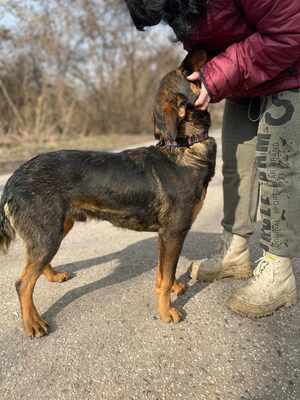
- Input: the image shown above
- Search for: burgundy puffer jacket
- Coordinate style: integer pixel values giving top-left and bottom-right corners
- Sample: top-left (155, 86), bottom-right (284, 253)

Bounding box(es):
top-left (183, 0), bottom-right (300, 102)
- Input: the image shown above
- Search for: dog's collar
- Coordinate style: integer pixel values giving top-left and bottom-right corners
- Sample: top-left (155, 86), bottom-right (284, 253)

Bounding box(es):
top-left (157, 131), bottom-right (209, 148)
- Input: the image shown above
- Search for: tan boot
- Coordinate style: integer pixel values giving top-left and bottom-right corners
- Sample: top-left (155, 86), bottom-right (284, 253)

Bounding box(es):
top-left (189, 231), bottom-right (252, 282)
top-left (227, 252), bottom-right (297, 318)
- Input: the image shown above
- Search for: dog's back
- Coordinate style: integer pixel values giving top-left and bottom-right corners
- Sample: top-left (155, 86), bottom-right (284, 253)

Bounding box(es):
top-left (1, 141), bottom-right (215, 253)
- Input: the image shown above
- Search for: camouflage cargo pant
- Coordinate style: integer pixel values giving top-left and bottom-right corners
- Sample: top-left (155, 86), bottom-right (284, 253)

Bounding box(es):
top-left (222, 89), bottom-right (300, 257)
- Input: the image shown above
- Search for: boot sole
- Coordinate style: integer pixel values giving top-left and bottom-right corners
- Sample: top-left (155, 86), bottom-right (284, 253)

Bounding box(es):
top-left (190, 262), bottom-right (253, 282)
top-left (226, 290), bottom-right (297, 319)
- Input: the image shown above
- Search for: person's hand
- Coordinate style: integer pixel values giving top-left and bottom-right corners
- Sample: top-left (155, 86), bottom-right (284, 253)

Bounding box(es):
top-left (187, 72), bottom-right (211, 110)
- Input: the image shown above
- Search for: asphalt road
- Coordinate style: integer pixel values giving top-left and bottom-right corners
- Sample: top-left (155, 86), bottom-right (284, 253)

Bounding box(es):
top-left (0, 131), bottom-right (299, 400)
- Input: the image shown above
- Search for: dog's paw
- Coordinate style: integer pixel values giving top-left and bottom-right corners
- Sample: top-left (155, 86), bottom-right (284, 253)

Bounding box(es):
top-left (48, 271), bottom-right (71, 283)
top-left (160, 307), bottom-right (182, 324)
top-left (24, 316), bottom-right (49, 338)
top-left (171, 281), bottom-right (186, 296)
top-left (155, 281), bottom-right (186, 296)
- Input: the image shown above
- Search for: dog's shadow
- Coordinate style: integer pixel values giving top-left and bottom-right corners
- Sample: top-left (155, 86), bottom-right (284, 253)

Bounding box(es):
top-left (43, 231), bottom-right (221, 331)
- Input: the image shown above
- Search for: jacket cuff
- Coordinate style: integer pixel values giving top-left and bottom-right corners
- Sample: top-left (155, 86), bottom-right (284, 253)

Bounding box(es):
top-left (200, 66), bottom-right (223, 103)
top-left (199, 69), bottom-right (217, 102)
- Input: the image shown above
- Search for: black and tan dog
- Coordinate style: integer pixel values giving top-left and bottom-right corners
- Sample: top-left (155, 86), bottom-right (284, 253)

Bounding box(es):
top-left (0, 51), bottom-right (216, 337)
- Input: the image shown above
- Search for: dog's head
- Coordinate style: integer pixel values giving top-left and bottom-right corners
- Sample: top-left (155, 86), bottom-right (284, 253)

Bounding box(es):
top-left (154, 49), bottom-right (209, 145)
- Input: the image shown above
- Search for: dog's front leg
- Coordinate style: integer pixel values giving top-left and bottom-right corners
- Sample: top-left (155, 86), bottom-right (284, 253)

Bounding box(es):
top-left (156, 232), bottom-right (186, 323)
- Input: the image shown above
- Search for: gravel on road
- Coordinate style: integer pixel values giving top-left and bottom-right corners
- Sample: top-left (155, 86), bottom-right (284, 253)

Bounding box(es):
top-left (0, 132), bottom-right (299, 400)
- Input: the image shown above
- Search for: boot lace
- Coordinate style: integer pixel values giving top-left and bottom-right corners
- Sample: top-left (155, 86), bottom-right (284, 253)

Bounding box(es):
top-left (215, 233), bottom-right (232, 259)
top-left (252, 252), bottom-right (273, 281)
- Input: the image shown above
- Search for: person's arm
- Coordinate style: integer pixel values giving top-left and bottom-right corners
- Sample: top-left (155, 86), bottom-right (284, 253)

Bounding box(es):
top-left (199, 0), bottom-right (300, 102)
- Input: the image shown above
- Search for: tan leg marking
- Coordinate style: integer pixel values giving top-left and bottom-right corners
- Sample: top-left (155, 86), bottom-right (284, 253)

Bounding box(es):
top-left (43, 264), bottom-right (71, 283)
top-left (17, 262), bottom-right (48, 337)
top-left (63, 218), bottom-right (74, 237)
top-left (171, 280), bottom-right (186, 296)
top-left (156, 235), bottom-right (185, 323)
top-left (156, 272), bottom-right (186, 297)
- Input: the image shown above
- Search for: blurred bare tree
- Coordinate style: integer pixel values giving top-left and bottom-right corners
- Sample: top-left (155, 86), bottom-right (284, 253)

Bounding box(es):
top-left (0, 0), bottom-right (182, 143)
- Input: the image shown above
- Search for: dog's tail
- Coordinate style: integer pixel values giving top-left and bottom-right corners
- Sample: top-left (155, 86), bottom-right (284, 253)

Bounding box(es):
top-left (0, 191), bottom-right (15, 254)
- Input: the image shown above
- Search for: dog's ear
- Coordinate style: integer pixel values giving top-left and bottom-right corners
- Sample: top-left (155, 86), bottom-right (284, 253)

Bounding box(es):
top-left (164, 94), bottom-right (188, 141)
top-left (163, 102), bottom-right (178, 143)
top-left (180, 49), bottom-right (207, 76)
top-left (154, 100), bottom-right (179, 144)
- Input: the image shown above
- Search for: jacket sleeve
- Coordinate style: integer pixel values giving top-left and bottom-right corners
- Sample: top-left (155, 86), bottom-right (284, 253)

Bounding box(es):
top-left (202, 0), bottom-right (300, 102)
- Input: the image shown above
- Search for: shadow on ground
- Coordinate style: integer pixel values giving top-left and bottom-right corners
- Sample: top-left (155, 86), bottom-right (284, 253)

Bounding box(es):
top-left (43, 231), bottom-right (221, 328)
top-left (40, 228), bottom-right (300, 400)
top-left (1, 226), bottom-right (299, 400)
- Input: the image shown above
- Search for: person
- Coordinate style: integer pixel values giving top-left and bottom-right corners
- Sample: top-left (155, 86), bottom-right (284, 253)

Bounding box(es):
top-left (124, 0), bottom-right (300, 318)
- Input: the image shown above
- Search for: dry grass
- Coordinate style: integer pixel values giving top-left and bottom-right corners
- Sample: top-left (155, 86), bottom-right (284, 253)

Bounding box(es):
top-left (0, 133), bottom-right (153, 174)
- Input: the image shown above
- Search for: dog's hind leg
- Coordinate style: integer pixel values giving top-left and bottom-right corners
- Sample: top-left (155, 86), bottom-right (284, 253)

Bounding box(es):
top-left (16, 236), bottom-right (63, 337)
top-left (63, 217), bottom-right (74, 238)
top-left (16, 228), bottom-right (64, 337)
top-left (16, 258), bottom-right (49, 337)
top-left (156, 231), bottom-right (187, 323)
top-left (42, 217), bottom-right (74, 283)
top-left (43, 265), bottom-right (71, 283)
top-left (8, 194), bottom-right (67, 336)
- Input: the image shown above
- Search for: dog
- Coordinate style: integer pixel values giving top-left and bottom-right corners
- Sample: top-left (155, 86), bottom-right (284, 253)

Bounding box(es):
top-left (0, 50), bottom-right (216, 337)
